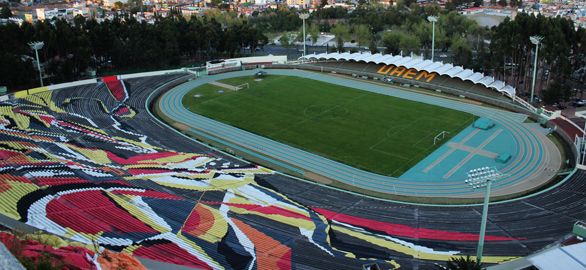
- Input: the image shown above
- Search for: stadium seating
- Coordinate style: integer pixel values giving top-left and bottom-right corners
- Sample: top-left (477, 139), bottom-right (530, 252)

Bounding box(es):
top-left (301, 60), bottom-right (514, 104)
top-left (102, 76), bottom-right (128, 102)
top-left (0, 72), bottom-right (582, 270)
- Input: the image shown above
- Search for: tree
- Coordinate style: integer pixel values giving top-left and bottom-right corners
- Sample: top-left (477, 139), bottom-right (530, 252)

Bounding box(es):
top-left (331, 23), bottom-right (350, 51)
top-left (451, 36), bottom-right (472, 66)
top-left (0, 5), bottom-right (12, 19)
top-left (320, 0), bottom-right (328, 8)
top-left (296, 26), bottom-right (305, 44)
top-left (397, 0), bottom-right (415, 8)
top-left (279, 33), bottom-right (291, 52)
top-left (113, 1), bottom-right (124, 10)
top-left (497, 0), bottom-right (507, 7)
top-left (0, 53), bottom-right (36, 91)
top-left (543, 81), bottom-right (571, 105)
top-left (381, 29), bottom-right (421, 55)
top-left (441, 256), bottom-right (482, 270)
top-left (369, 38), bottom-right (378, 54)
top-left (308, 23), bottom-right (319, 46)
top-left (399, 34), bottom-right (421, 55)
top-left (354, 24), bottom-right (372, 47)
top-left (128, 0), bottom-right (144, 13)
top-left (382, 31), bottom-right (402, 54)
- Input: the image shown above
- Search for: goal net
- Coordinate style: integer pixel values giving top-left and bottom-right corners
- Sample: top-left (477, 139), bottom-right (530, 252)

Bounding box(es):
top-left (236, 83), bottom-right (249, 90)
top-left (433, 131), bottom-right (449, 145)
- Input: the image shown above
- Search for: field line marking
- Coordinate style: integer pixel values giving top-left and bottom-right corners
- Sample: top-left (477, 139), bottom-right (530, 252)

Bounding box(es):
top-left (423, 148), bottom-right (458, 173)
top-left (446, 142), bottom-right (498, 158)
top-left (422, 129), bottom-right (481, 173)
top-left (368, 122), bottom-right (418, 152)
top-left (268, 93), bottom-right (367, 138)
top-left (442, 129), bottom-right (503, 179)
top-left (369, 148), bottom-right (411, 160)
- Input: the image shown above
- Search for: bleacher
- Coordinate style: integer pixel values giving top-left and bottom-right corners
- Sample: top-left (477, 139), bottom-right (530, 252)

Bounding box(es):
top-left (0, 74), bottom-right (391, 269)
top-left (301, 60), bottom-right (515, 104)
top-left (102, 76), bottom-right (128, 102)
top-left (0, 71), bottom-right (581, 270)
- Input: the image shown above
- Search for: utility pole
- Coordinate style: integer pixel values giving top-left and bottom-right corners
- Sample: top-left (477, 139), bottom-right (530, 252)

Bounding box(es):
top-left (29, 41), bottom-right (45, 87)
top-left (427, 16), bottom-right (438, 61)
top-left (465, 167), bottom-right (504, 264)
top-left (299, 13), bottom-right (310, 58)
top-left (530, 36), bottom-right (544, 103)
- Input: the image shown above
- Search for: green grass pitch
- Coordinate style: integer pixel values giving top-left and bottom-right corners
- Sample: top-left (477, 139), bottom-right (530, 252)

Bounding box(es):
top-left (183, 75), bottom-right (474, 177)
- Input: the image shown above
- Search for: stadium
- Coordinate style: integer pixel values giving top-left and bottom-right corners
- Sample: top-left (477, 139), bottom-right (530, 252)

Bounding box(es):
top-left (0, 52), bottom-right (584, 269)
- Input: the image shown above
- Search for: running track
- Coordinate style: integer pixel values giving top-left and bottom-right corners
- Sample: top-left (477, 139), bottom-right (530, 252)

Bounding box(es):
top-left (158, 69), bottom-right (562, 198)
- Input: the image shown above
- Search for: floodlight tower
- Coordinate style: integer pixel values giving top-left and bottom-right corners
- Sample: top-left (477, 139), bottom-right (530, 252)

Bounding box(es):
top-left (529, 36), bottom-right (544, 103)
top-left (28, 41), bottom-right (45, 87)
top-left (299, 13), bottom-right (310, 58)
top-left (427, 16), bottom-right (438, 62)
top-left (465, 167), bottom-right (504, 264)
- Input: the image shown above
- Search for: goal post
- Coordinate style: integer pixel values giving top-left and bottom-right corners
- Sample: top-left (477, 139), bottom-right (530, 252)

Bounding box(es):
top-left (236, 83), bottom-right (249, 90)
top-left (433, 130), bottom-right (449, 145)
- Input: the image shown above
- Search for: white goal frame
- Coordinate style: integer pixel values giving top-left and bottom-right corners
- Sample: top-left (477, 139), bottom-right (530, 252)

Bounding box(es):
top-left (433, 130), bottom-right (449, 145)
top-left (236, 83), bottom-right (249, 90)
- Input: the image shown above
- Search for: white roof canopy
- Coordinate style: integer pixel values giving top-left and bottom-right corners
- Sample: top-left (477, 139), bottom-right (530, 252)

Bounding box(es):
top-left (301, 52), bottom-right (516, 97)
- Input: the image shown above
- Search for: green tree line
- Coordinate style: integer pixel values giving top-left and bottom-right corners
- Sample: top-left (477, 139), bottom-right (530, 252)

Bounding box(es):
top-left (1, 3), bottom-right (585, 103)
top-left (0, 13), bottom-right (268, 91)
top-left (311, 4), bottom-right (585, 103)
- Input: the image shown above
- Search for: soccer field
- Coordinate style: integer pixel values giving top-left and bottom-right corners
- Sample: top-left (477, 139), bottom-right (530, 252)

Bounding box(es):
top-left (183, 75), bottom-right (474, 176)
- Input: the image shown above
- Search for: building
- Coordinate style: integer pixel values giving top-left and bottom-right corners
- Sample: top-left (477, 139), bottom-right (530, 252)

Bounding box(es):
top-left (286, 0), bottom-right (310, 8)
top-left (103, 0), bottom-right (128, 7)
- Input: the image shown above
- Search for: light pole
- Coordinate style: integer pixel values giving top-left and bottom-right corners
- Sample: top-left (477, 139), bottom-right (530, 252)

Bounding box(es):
top-left (299, 13), bottom-right (309, 58)
top-left (465, 166), bottom-right (503, 264)
top-left (28, 41), bottom-right (44, 87)
top-left (427, 16), bottom-right (438, 62)
top-left (529, 36), bottom-right (543, 103)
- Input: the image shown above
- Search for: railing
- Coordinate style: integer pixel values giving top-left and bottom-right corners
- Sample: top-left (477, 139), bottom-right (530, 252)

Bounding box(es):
top-left (5, 68), bottom-right (189, 99)
top-left (117, 68), bottom-right (187, 80)
top-left (513, 95), bottom-right (539, 113)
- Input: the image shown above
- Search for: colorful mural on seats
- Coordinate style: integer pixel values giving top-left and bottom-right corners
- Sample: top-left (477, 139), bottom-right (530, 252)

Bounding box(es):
top-left (0, 84), bottom-right (520, 269)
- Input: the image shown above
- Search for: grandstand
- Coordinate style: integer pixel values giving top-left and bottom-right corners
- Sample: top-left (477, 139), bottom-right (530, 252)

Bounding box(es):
top-left (0, 57), bottom-right (583, 270)
top-left (300, 52), bottom-right (515, 96)
top-left (297, 52), bottom-right (528, 112)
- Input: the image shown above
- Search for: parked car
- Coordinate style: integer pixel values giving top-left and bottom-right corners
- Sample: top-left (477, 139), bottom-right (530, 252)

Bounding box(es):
top-left (572, 99), bottom-right (586, 107)
top-left (383, 77), bottom-right (393, 83)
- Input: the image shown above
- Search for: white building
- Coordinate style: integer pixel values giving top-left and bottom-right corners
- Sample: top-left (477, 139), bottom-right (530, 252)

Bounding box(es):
top-left (286, 0), bottom-right (310, 8)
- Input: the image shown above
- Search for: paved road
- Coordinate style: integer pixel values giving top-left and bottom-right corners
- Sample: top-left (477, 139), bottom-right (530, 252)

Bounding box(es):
top-left (159, 69), bottom-right (561, 198)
